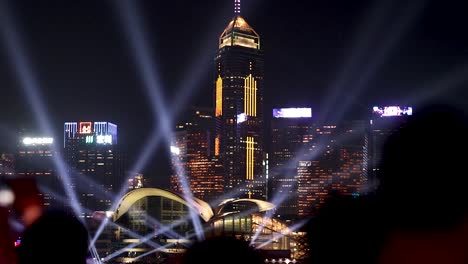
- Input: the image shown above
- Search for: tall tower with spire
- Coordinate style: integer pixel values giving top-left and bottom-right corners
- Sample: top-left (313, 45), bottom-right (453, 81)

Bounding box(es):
top-left (214, 1), bottom-right (265, 199)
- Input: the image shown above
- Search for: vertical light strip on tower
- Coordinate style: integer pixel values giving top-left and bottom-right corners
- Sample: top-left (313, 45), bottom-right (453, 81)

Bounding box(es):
top-left (246, 136), bottom-right (254, 180)
top-left (215, 75), bottom-right (223, 117)
top-left (234, 0), bottom-right (241, 14)
top-left (244, 74), bottom-right (257, 116)
top-left (244, 77), bottom-right (248, 115)
top-left (245, 75), bottom-right (249, 115)
top-left (246, 137), bottom-right (250, 180)
top-left (253, 75), bottom-right (257, 116)
top-left (251, 137), bottom-right (255, 180)
top-left (215, 135), bottom-right (220, 156)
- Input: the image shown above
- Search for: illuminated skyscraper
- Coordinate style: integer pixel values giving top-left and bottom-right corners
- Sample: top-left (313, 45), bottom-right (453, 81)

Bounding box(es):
top-left (296, 160), bottom-right (332, 217)
top-left (171, 108), bottom-right (223, 202)
top-left (295, 124), bottom-right (338, 218)
top-left (214, 12), bottom-right (265, 199)
top-left (270, 108), bottom-right (313, 220)
top-left (64, 121), bottom-right (122, 217)
top-left (295, 121), bottom-right (368, 218)
top-left (331, 121), bottom-right (368, 196)
top-left (15, 134), bottom-right (59, 208)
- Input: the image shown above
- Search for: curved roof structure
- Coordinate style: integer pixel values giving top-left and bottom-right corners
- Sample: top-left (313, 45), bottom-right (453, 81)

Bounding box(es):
top-left (113, 188), bottom-right (214, 222)
top-left (216, 198), bottom-right (276, 216)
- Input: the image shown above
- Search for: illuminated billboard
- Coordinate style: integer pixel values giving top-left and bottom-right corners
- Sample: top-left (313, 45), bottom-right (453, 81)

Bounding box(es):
top-left (79, 122), bottom-right (92, 134)
top-left (273, 108), bottom-right (312, 118)
top-left (23, 137), bottom-right (54, 145)
top-left (372, 106), bottom-right (412, 117)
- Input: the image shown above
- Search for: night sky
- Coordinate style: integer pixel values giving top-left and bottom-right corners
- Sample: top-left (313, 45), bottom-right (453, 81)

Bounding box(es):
top-left (1, 0), bottom-right (467, 187)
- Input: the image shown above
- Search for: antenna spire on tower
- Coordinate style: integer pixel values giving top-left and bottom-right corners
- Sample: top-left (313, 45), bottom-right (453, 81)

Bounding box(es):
top-left (234, 0), bottom-right (241, 14)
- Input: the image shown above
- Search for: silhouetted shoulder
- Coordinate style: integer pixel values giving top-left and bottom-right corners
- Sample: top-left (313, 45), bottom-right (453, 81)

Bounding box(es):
top-left (306, 195), bottom-right (383, 264)
top-left (378, 103), bottom-right (468, 229)
top-left (17, 210), bottom-right (89, 264)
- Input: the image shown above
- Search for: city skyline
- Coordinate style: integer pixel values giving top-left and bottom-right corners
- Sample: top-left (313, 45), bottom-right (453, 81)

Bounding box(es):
top-left (1, 0), bottom-right (467, 187)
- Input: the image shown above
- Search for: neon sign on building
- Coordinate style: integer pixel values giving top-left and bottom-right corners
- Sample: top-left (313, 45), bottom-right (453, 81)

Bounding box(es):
top-left (79, 122), bottom-right (92, 134)
top-left (22, 137), bottom-right (54, 145)
top-left (96, 135), bottom-right (112, 144)
top-left (372, 106), bottom-right (413, 117)
top-left (273, 108), bottom-right (312, 118)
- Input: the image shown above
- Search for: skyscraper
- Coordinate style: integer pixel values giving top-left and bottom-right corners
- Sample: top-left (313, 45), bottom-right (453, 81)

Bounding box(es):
top-left (171, 108), bottom-right (223, 202)
top-left (295, 123), bottom-right (338, 218)
top-left (270, 107), bottom-right (313, 220)
top-left (331, 121), bottom-right (368, 196)
top-left (214, 11), bottom-right (265, 199)
top-left (295, 121), bottom-right (368, 218)
top-left (296, 160), bottom-right (332, 217)
top-left (64, 121), bottom-right (122, 217)
top-left (15, 135), bottom-right (59, 208)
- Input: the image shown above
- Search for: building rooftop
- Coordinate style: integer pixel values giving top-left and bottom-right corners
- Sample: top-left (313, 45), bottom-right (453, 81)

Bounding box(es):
top-left (219, 15), bottom-right (260, 50)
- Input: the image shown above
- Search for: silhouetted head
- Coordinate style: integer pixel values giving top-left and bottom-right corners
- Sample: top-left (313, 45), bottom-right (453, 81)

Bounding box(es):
top-left (378, 104), bottom-right (468, 229)
top-left (182, 236), bottom-right (262, 264)
top-left (17, 210), bottom-right (89, 264)
top-left (306, 195), bottom-right (383, 264)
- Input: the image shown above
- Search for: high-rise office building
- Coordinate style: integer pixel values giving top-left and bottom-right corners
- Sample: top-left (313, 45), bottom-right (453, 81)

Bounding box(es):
top-left (369, 106), bottom-right (412, 190)
top-left (295, 121), bottom-right (369, 218)
top-left (64, 121), bottom-right (122, 217)
top-left (297, 160), bottom-right (329, 217)
top-left (171, 108), bottom-right (223, 202)
top-left (331, 120), bottom-right (368, 196)
top-left (214, 11), bottom-right (265, 199)
top-left (270, 108), bottom-right (313, 220)
top-left (15, 135), bottom-right (59, 208)
top-left (295, 123), bottom-right (340, 218)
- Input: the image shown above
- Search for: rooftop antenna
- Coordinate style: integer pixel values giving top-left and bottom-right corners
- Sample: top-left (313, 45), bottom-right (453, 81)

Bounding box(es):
top-left (234, 0), bottom-right (241, 15)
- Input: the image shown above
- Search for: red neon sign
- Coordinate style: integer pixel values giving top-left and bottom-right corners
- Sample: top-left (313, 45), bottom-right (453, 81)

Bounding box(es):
top-left (79, 122), bottom-right (92, 134)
